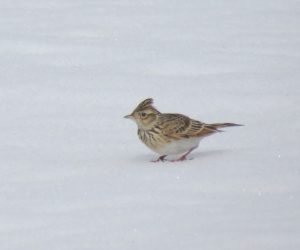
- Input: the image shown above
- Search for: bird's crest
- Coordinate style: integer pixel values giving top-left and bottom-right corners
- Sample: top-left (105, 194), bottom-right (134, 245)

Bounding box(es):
top-left (135, 98), bottom-right (153, 110)
top-left (132, 98), bottom-right (161, 115)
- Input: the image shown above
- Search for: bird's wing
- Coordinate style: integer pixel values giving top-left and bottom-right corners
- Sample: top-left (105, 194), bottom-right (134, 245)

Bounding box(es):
top-left (158, 114), bottom-right (219, 139)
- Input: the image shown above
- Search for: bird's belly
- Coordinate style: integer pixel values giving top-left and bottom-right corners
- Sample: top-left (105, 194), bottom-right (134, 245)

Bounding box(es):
top-left (155, 137), bottom-right (201, 155)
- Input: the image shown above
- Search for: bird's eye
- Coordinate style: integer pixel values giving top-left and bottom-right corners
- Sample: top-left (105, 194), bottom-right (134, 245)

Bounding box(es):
top-left (141, 112), bottom-right (147, 118)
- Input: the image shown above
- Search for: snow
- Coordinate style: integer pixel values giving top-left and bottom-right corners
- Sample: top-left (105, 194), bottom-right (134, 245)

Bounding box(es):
top-left (1, 0), bottom-right (300, 249)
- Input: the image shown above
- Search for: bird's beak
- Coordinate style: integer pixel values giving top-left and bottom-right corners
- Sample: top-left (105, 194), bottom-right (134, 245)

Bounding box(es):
top-left (124, 114), bottom-right (134, 119)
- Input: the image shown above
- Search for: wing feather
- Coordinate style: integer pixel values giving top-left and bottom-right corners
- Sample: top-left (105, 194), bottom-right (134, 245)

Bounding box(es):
top-left (158, 114), bottom-right (219, 139)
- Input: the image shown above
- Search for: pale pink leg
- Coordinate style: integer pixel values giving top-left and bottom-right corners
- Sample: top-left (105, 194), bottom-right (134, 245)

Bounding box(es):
top-left (173, 147), bottom-right (197, 162)
top-left (151, 155), bottom-right (167, 162)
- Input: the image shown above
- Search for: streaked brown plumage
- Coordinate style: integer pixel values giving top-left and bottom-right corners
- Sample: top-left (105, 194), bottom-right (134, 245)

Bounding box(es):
top-left (125, 98), bottom-right (242, 162)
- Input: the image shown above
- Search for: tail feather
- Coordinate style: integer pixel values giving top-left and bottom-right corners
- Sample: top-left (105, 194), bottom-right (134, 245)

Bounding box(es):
top-left (209, 123), bottom-right (243, 129)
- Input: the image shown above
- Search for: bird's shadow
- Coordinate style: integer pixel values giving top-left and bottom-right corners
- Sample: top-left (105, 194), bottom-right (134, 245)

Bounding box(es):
top-left (191, 149), bottom-right (229, 160)
top-left (133, 148), bottom-right (230, 163)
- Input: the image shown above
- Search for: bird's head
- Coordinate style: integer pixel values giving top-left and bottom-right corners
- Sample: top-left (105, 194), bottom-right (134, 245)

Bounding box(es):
top-left (124, 98), bottom-right (160, 130)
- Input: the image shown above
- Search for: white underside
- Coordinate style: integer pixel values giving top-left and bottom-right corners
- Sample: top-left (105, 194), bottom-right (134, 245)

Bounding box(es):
top-left (154, 137), bottom-right (201, 156)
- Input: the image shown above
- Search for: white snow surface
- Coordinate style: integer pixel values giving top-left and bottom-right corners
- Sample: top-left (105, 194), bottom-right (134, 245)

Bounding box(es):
top-left (1, 0), bottom-right (300, 249)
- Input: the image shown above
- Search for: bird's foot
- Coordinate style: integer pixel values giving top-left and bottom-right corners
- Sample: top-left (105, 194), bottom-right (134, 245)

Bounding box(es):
top-left (171, 156), bottom-right (188, 162)
top-left (151, 155), bottom-right (167, 163)
top-left (171, 147), bottom-right (197, 162)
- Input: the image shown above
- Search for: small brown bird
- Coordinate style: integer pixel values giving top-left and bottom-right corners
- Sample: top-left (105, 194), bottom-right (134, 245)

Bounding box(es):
top-left (124, 98), bottom-right (242, 162)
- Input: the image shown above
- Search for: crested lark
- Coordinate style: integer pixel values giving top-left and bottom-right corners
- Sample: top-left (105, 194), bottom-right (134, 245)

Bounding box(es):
top-left (124, 98), bottom-right (242, 162)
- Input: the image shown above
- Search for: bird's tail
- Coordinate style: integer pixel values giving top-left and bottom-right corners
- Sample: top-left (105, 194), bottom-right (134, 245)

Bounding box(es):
top-left (209, 123), bottom-right (243, 129)
top-left (204, 123), bottom-right (243, 132)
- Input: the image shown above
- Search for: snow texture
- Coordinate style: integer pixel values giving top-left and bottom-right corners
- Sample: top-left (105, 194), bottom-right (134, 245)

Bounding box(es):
top-left (0, 0), bottom-right (300, 249)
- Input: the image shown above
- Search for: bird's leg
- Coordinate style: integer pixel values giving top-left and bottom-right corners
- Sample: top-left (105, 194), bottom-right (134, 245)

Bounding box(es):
top-left (151, 155), bottom-right (167, 162)
top-left (174, 147), bottom-right (197, 162)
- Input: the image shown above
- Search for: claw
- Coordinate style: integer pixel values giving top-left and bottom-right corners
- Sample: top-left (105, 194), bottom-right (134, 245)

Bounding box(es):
top-left (151, 155), bottom-right (166, 162)
top-left (171, 156), bottom-right (187, 162)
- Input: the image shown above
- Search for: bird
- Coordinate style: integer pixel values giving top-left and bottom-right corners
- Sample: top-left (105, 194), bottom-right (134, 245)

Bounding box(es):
top-left (124, 98), bottom-right (242, 162)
